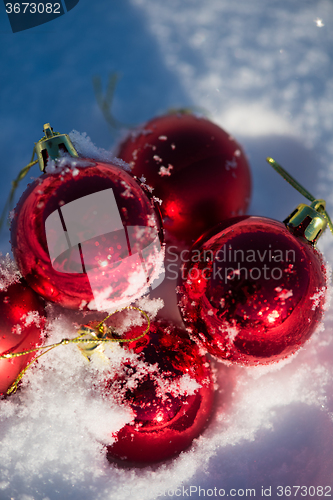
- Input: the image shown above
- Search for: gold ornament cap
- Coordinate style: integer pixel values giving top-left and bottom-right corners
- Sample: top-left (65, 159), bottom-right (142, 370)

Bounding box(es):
top-left (35, 123), bottom-right (78, 171)
top-left (284, 199), bottom-right (327, 244)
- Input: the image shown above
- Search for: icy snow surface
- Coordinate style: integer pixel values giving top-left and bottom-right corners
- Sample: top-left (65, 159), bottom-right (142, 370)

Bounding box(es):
top-left (1, 0), bottom-right (333, 499)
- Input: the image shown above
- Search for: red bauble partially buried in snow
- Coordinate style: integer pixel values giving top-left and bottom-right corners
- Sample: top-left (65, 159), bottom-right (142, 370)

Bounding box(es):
top-left (116, 112), bottom-right (252, 244)
top-left (11, 158), bottom-right (164, 311)
top-left (177, 217), bottom-right (327, 365)
top-left (0, 269), bottom-right (46, 395)
top-left (106, 322), bottom-right (215, 464)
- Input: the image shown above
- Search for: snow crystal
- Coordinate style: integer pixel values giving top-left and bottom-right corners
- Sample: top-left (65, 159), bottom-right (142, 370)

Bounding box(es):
top-left (140, 179), bottom-right (154, 193)
top-left (225, 157), bottom-right (238, 171)
top-left (314, 18), bottom-right (325, 28)
top-left (0, 253), bottom-right (21, 290)
top-left (152, 195), bottom-right (163, 205)
top-left (135, 295), bottom-right (164, 318)
top-left (44, 155), bottom-right (95, 174)
top-left (162, 373), bottom-right (202, 397)
top-left (23, 310), bottom-right (44, 327)
top-left (310, 286), bottom-right (327, 311)
top-left (158, 165), bottom-right (173, 176)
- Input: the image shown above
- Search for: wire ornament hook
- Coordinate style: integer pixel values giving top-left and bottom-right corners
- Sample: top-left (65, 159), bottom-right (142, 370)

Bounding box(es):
top-left (266, 157), bottom-right (333, 235)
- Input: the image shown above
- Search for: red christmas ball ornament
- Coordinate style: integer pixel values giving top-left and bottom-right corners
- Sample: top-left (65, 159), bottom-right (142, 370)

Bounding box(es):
top-left (116, 112), bottom-right (252, 244)
top-left (10, 124), bottom-right (164, 311)
top-left (0, 260), bottom-right (46, 395)
top-left (177, 159), bottom-right (330, 366)
top-left (106, 321), bottom-right (215, 464)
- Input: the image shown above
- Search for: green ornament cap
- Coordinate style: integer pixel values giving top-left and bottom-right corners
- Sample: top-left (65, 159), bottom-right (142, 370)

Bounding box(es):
top-left (35, 123), bottom-right (78, 172)
top-left (284, 199), bottom-right (327, 245)
top-left (266, 157), bottom-right (333, 245)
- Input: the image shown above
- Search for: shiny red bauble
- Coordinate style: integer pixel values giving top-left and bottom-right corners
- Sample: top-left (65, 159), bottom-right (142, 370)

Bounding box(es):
top-left (0, 276), bottom-right (46, 395)
top-left (116, 112), bottom-right (252, 245)
top-left (106, 322), bottom-right (215, 464)
top-left (177, 217), bottom-right (327, 365)
top-left (11, 158), bottom-right (164, 311)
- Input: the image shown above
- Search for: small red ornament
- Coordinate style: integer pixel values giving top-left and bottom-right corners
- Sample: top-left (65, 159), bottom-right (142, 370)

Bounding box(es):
top-left (177, 159), bottom-right (330, 365)
top-left (10, 124), bottom-right (164, 311)
top-left (106, 321), bottom-right (215, 464)
top-left (116, 112), bottom-right (252, 244)
top-left (0, 267), bottom-right (46, 395)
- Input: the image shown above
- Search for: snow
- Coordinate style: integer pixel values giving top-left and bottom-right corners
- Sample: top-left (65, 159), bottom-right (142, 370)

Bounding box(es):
top-left (69, 130), bottom-right (132, 172)
top-left (1, 0), bottom-right (333, 499)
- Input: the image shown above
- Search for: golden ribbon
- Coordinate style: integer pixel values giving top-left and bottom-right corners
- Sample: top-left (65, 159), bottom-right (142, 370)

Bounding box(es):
top-left (0, 306), bottom-right (150, 396)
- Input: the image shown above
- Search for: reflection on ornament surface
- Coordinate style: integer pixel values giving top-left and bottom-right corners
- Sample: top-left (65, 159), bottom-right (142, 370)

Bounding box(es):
top-left (116, 112), bottom-right (252, 245)
top-left (11, 159), bottom-right (164, 311)
top-left (178, 217), bottom-right (327, 365)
